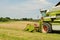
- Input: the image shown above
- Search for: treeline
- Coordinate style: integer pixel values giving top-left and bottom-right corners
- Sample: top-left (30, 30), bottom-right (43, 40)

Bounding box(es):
top-left (0, 17), bottom-right (11, 22)
top-left (20, 18), bottom-right (33, 21)
top-left (0, 17), bottom-right (39, 22)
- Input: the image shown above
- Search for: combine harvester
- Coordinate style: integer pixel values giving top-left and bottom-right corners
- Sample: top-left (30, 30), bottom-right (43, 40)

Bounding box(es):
top-left (24, 2), bottom-right (60, 33)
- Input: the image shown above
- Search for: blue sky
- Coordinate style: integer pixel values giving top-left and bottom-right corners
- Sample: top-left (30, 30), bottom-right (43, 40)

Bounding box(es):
top-left (0, 0), bottom-right (60, 19)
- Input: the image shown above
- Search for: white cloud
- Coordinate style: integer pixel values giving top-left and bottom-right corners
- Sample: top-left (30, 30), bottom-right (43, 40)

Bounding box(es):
top-left (7, 0), bottom-right (52, 12)
top-left (0, 0), bottom-right (53, 19)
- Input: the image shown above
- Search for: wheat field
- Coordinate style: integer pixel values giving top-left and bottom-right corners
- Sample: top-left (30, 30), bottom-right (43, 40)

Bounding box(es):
top-left (0, 21), bottom-right (60, 40)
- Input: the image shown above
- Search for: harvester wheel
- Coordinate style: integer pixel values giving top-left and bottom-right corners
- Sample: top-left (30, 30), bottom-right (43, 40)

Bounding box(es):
top-left (42, 22), bottom-right (52, 33)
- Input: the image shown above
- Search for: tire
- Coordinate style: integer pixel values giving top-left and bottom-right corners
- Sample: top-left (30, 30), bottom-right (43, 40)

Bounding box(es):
top-left (41, 22), bottom-right (52, 33)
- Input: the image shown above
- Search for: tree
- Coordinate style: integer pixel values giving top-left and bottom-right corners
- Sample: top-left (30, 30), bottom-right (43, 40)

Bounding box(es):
top-left (22, 18), bottom-right (28, 20)
top-left (0, 17), bottom-right (11, 22)
top-left (5, 17), bottom-right (10, 20)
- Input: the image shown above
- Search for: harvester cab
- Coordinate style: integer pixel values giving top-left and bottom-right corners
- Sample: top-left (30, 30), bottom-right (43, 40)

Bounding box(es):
top-left (40, 10), bottom-right (47, 17)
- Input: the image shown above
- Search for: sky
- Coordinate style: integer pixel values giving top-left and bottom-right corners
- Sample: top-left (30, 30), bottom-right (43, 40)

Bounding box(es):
top-left (0, 0), bottom-right (60, 19)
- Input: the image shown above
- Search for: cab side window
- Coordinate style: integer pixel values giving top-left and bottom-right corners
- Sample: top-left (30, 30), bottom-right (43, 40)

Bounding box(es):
top-left (56, 14), bottom-right (60, 18)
